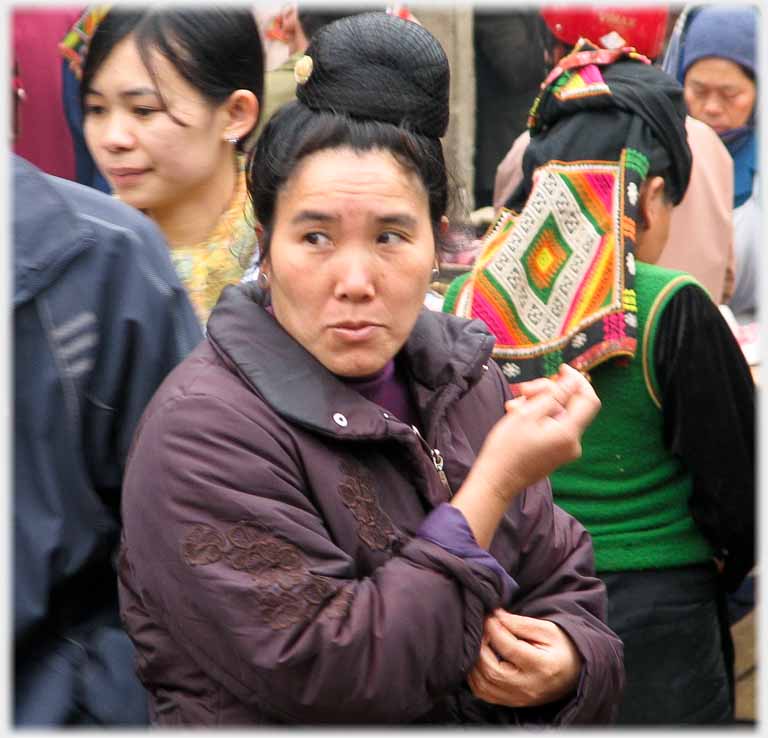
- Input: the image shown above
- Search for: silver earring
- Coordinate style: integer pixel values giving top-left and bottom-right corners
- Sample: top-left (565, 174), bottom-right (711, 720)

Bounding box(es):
top-left (226, 135), bottom-right (239, 145)
top-left (257, 271), bottom-right (269, 289)
top-left (430, 267), bottom-right (440, 281)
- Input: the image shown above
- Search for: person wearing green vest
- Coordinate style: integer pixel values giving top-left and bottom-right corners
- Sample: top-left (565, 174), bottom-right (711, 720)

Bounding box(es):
top-left (444, 40), bottom-right (754, 725)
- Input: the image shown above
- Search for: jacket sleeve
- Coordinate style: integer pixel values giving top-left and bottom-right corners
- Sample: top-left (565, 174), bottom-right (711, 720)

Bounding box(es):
top-left (120, 391), bottom-right (508, 724)
top-left (81, 217), bottom-right (202, 514)
top-left (500, 484), bottom-right (625, 725)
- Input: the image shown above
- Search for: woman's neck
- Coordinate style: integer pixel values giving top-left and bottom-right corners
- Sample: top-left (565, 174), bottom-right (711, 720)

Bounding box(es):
top-left (148, 153), bottom-right (238, 249)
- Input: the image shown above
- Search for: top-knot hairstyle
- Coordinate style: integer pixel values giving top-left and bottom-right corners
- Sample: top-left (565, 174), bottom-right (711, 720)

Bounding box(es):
top-left (297, 12), bottom-right (449, 139)
top-left (248, 11), bottom-right (452, 263)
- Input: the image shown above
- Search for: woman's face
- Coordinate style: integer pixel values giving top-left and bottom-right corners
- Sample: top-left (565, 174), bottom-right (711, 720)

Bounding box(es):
top-left (684, 58), bottom-right (756, 133)
top-left (263, 147), bottom-right (437, 378)
top-left (83, 36), bottom-right (231, 211)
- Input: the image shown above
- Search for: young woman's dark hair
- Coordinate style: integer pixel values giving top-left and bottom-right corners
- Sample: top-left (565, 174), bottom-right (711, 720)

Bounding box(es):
top-left (247, 12), bottom-right (452, 262)
top-left (81, 7), bottom-right (264, 151)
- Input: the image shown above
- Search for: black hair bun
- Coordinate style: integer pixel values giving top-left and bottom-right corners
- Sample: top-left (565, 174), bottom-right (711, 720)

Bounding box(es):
top-left (296, 11), bottom-right (449, 139)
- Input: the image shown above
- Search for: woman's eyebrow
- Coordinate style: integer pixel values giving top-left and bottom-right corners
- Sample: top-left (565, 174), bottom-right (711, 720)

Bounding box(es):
top-left (288, 211), bottom-right (419, 229)
top-left (84, 86), bottom-right (161, 99)
top-left (290, 210), bottom-right (336, 225)
top-left (377, 213), bottom-right (418, 229)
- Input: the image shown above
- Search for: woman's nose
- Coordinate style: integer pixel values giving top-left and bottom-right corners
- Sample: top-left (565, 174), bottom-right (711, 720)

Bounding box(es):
top-left (702, 94), bottom-right (724, 118)
top-left (101, 113), bottom-right (135, 152)
top-left (333, 252), bottom-right (376, 301)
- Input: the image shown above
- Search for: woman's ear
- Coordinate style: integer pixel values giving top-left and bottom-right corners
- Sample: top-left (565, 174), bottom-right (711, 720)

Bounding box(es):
top-left (259, 255), bottom-right (271, 280)
top-left (636, 175), bottom-right (672, 264)
top-left (222, 89), bottom-right (259, 143)
top-left (638, 176), bottom-right (667, 233)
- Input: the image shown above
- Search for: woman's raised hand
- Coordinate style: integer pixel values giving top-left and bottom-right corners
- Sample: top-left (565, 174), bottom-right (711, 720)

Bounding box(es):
top-left (475, 364), bottom-right (598, 502)
top-left (451, 364), bottom-right (599, 548)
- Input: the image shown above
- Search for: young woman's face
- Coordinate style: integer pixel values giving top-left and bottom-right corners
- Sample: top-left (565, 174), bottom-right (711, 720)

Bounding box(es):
top-left (684, 58), bottom-right (756, 134)
top-left (263, 147), bottom-right (437, 378)
top-left (83, 36), bottom-right (231, 211)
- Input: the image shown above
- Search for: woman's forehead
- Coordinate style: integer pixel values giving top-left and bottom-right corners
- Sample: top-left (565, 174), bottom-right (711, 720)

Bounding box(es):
top-left (97, 37), bottom-right (172, 86)
top-left (685, 57), bottom-right (754, 87)
top-left (279, 147), bottom-right (428, 206)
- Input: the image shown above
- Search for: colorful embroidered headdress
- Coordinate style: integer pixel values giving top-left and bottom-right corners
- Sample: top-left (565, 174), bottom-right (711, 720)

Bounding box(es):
top-left (445, 40), bottom-right (691, 385)
top-left (59, 5), bottom-right (111, 80)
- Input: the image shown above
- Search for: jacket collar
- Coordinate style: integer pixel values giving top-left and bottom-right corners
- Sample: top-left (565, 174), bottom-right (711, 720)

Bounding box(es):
top-left (206, 283), bottom-right (495, 438)
top-left (13, 155), bottom-right (92, 305)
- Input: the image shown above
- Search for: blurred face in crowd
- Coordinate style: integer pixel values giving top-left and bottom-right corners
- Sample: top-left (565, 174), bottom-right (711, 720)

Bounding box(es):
top-left (684, 58), bottom-right (756, 133)
top-left (83, 36), bottom-right (233, 213)
top-left (262, 147), bottom-right (437, 378)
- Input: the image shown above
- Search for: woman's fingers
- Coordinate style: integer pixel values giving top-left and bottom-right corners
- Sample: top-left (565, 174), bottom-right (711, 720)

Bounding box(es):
top-left (512, 364), bottom-right (600, 433)
top-left (471, 612), bottom-right (583, 708)
top-left (484, 615), bottom-right (542, 668)
top-left (504, 383), bottom-right (569, 420)
top-left (516, 376), bottom-right (557, 398)
top-left (492, 610), bottom-right (558, 644)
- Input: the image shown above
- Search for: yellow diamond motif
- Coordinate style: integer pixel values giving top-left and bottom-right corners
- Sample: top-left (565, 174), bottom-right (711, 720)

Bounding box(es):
top-left (536, 247), bottom-right (555, 273)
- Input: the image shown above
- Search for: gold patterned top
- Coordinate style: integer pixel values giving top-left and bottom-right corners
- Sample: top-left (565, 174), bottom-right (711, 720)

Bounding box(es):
top-left (169, 158), bottom-right (259, 326)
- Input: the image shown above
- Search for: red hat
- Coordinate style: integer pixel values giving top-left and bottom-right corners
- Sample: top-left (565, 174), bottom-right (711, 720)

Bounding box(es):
top-left (541, 5), bottom-right (669, 60)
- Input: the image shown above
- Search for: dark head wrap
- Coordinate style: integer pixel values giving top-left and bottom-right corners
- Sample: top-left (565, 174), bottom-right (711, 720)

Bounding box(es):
top-left (514, 43), bottom-right (692, 209)
top-left (295, 12), bottom-right (449, 139)
top-left (446, 41), bottom-right (692, 385)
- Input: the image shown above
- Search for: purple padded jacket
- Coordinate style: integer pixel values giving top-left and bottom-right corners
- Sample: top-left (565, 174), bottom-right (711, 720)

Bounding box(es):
top-left (118, 283), bottom-right (624, 725)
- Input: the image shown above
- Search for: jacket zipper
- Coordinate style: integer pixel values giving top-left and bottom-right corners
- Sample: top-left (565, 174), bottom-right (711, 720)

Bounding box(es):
top-left (411, 424), bottom-right (452, 495)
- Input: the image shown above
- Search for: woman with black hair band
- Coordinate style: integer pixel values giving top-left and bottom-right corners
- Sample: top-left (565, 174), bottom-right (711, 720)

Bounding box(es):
top-left (446, 40), bottom-right (754, 724)
top-left (81, 7), bottom-right (264, 326)
top-left (118, 12), bottom-right (624, 726)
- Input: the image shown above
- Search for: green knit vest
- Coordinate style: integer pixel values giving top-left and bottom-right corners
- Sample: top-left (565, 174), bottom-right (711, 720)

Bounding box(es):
top-left (550, 262), bottom-right (714, 572)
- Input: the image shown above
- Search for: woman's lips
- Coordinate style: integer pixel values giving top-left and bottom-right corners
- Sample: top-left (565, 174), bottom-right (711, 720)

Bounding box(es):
top-left (107, 167), bottom-right (151, 186)
top-left (329, 322), bottom-right (382, 342)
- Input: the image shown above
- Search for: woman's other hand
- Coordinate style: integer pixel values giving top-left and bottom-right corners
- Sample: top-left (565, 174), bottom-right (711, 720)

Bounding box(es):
top-left (467, 610), bottom-right (582, 707)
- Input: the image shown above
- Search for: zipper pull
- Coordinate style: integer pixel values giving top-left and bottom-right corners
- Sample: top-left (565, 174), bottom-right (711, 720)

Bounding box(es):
top-left (431, 447), bottom-right (450, 490)
top-left (411, 425), bottom-right (452, 493)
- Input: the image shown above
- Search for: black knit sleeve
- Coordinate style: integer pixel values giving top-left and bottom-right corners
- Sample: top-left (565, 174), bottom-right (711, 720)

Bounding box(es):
top-left (654, 285), bottom-right (755, 592)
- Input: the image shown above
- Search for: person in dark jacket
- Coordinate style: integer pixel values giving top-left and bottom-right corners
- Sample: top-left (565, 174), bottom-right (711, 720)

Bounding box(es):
top-left (13, 153), bottom-right (202, 725)
top-left (473, 10), bottom-right (547, 209)
top-left (118, 13), bottom-right (624, 725)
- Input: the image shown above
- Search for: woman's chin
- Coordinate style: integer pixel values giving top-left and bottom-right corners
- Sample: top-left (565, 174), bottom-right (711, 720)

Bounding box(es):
top-left (114, 190), bottom-right (158, 214)
top-left (324, 351), bottom-right (390, 379)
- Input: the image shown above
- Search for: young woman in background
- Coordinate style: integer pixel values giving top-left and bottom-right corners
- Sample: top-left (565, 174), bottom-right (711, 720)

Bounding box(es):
top-left (82, 7), bottom-right (264, 325)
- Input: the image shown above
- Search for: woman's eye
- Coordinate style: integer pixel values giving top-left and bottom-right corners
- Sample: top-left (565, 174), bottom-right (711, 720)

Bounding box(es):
top-left (133, 107), bottom-right (160, 118)
top-left (83, 103), bottom-right (105, 116)
top-left (377, 231), bottom-right (406, 245)
top-left (304, 232), bottom-right (331, 247)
